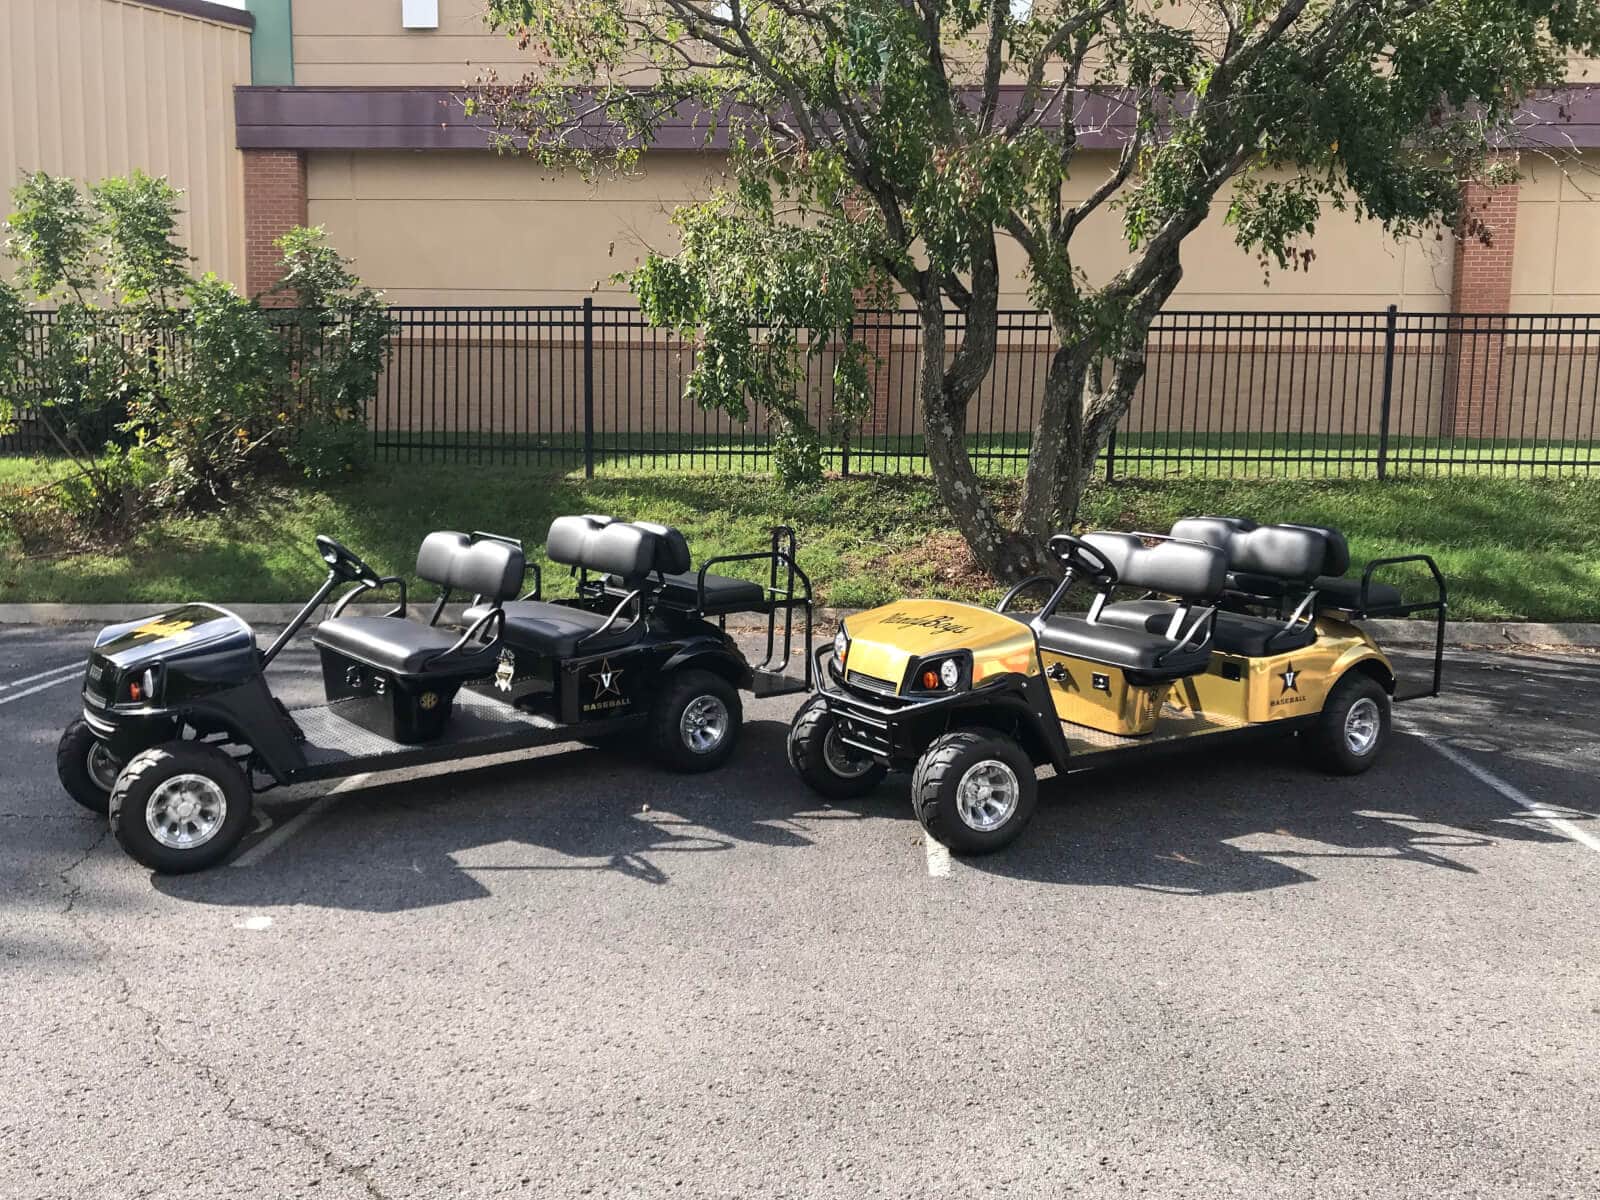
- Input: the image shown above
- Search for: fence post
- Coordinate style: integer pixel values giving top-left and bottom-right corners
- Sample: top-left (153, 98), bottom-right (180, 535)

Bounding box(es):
top-left (582, 297), bottom-right (595, 479)
top-left (1377, 304), bottom-right (1397, 482)
top-left (1105, 427), bottom-right (1117, 483)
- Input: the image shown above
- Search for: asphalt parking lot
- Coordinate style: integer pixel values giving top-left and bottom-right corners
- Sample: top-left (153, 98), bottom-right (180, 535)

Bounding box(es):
top-left (2, 621), bottom-right (1597, 1199)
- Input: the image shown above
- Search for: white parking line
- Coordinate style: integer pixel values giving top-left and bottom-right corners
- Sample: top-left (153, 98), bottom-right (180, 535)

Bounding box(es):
top-left (924, 832), bottom-right (951, 878)
top-left (1413, 732), bottom-right (1600, 857)
top-left (0, 661), bottom-right (80, 691)
top-left (0, 671), bottom-right (81, 707)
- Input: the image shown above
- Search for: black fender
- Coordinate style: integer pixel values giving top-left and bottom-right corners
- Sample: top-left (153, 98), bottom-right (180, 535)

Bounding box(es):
top-left (929, 673), bottom-right (1072, 773)
top-left (660, 633), bottom-right (754, 691)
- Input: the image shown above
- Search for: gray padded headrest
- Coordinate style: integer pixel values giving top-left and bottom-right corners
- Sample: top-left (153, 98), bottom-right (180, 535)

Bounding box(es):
top-left (416, 531), bottom-right (471, 589)
top-left (1172, 516), bottom-right (1330, 583)
top-left (416, 530), bottom-right (525, 601)
top-left (630, 521), bottom-right (692, 576)
top-left (1283, 523), bottom-right (1350, 577)
top-left (547, 515), bottom-right (657, 580)
top-left (1083, 532), bottom-right (1226, 600)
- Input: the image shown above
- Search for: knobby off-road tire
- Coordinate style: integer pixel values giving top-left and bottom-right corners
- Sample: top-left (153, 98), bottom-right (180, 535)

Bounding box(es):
top-left (57, 717), bottom-right (121, 816)
top-left (786, 694), bottom-right (887, 800)
top-left (1306, 672), bottom-right (1391, 775)
top-left (647, 669), bottom-right (743, 772)
top-left (108, 741), bottom-right (254, 874)
top-left (911, 730), bottom-right (1037, 855)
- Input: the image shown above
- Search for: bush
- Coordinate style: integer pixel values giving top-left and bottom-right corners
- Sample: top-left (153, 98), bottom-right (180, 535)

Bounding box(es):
top-left (1, 174), bottom-right (393, 534)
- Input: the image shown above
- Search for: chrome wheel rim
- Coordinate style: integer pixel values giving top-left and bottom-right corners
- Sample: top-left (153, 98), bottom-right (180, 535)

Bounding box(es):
top-left (823, 726), bottom-right (875, 779)
top-left (1344, 697), bottom-right (1381, 756)
top-left (86, 742), bottom-right (120, 792)
top-left (955, 760), bottom-right (1020, 833)
top-left (146, 774), bottom-right (228, 850)
top-left (680, 695), bottom-right (730, 754)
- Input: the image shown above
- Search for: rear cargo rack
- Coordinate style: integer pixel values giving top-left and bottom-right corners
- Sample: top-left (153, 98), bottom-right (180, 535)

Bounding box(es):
top-left (700, 526), bottom-right (813, 695)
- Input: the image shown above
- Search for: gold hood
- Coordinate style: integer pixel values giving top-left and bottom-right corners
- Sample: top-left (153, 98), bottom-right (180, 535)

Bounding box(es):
top-left (840, 599), bottom-right (1040, 694)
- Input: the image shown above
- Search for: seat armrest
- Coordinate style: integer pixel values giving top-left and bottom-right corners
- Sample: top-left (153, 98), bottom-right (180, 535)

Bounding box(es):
top-left (330, 575), bottom-right (408, 619)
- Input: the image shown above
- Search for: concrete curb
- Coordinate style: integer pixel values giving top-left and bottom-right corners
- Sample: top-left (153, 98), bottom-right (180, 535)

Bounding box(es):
top-left (2, 602), bottom-right (1597, 650)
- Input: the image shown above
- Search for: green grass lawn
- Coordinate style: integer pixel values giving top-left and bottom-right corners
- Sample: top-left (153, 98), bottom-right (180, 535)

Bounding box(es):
top-left (371, 430), bottom-right (1600, 480)
top-left (3, 458), bottom-right (1598, 620)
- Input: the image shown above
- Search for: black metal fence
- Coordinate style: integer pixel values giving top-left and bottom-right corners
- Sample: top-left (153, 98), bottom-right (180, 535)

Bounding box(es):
top-left (7, 304), bottom-right (1600, 477)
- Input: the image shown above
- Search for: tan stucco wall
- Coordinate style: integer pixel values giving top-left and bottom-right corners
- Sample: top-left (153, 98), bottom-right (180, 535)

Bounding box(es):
top-left (306, 150), bottom-right (732, 304)
top-left (1511, 157), bottom-right (1600, 312)
top-left (291, 0), bottom-right (532, 85)
top-left (0, 0), bottom-right (251, 287)
top-left (307, 147), bottom-right (1455, 311)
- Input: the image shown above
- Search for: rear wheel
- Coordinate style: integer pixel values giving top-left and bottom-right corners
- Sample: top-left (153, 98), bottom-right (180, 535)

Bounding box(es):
top-left (108, 742), bottom-right (253, 874)
top-left (1307, 672), bottom-right (1390, 775)
top-left (911, 730), bottom-right (1037, 855)
top-left (57, 718), bottom-right (120, 816)
top-left (787, 694), bottom-right (887, 800)
top-left (647, 669), bottom-right (743, 772)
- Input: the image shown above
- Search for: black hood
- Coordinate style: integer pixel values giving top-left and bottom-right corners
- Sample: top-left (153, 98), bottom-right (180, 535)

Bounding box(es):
top-left (93, 604), bottom-right (256, 671)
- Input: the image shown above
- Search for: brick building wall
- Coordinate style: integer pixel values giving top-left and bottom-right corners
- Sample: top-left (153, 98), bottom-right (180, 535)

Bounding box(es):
top-left (1445, 179), bottom-right (1519, 437)
top-left (243, 148), bottom-right (308, 301)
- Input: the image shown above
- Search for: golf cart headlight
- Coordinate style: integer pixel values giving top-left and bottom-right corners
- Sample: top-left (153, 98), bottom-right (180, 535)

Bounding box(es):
top-left (939, 658), bottom-right (961, 689)
top-left (834, 626), bottom-right (848, 664)
top-left (129, 666), bottom-right (160, 704)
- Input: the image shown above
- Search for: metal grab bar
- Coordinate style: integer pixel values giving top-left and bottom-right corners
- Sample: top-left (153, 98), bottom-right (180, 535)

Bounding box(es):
top-left (329, 575), bottom-right (409, 620)
top-left (428, 605), bottom-right (506, 668)
top-left (996, 575), bottom-right (1056, 614)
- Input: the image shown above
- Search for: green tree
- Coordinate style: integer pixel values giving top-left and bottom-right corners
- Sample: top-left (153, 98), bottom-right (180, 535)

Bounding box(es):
top-left (473, 0), bottom-right (1600, 579)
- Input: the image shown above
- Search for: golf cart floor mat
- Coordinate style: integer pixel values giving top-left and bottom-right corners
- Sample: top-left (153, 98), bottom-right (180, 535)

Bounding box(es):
top-left (1064, 704), bottom-right (1247, 756)
top-left (293, 689), bottom-right (563, 770)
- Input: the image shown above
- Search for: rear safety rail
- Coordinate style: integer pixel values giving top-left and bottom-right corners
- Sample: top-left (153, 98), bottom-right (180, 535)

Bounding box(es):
top-left (1361, 554), bottom-right (1447, 701)
top-left (701, 526), bottom-right (814, 695)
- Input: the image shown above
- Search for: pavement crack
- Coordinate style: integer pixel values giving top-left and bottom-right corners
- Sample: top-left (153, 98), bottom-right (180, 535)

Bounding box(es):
top-left (58, 823), bottom-right (110, 915)
top-left (57, 834), bottom-right (394, 1198)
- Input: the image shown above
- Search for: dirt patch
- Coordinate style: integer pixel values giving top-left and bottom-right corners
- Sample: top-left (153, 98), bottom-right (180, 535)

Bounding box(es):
top-left (865, 530), bottom-right (997, 599)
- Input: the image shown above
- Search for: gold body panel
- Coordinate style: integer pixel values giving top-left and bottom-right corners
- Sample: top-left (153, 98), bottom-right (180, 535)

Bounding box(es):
top-left (1165, 618), bottom-right (1390, 727)
top-left (840, 600), bottom-right (1039, 693)
top-left (1041, 656), bottom-right (1171, 735)
top-left (840, 601), bottom-right (1392, 742)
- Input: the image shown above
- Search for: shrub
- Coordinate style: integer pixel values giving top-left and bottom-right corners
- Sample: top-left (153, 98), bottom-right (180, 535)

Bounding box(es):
top-left (1, 175), bottom-right (393, 533)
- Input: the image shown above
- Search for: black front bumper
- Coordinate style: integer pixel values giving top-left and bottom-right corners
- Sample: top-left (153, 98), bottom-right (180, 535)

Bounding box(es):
top-left (811, 647), bottom-right (969, 766)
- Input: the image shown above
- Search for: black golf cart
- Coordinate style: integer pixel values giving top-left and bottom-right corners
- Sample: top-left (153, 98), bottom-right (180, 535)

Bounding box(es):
top-left (58, 515), bottom-right (812, 873)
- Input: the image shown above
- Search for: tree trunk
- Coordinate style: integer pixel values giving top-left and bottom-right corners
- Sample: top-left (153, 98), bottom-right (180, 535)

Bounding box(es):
top-left (1018, 339), bottom-right (1091, 546)
top-left (915, 297), bottom-right (1045, 583)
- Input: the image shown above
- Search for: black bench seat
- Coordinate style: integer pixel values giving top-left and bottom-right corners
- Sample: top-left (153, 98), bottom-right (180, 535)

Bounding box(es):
top-left (1098, 598), bottom-right (1317, 658)
top-left (1036, 614), bottom-right (1212, 679)
top-left (654, 571), bottom-right (766, 613)
top-left (462, 600), bottom-right (636, 658)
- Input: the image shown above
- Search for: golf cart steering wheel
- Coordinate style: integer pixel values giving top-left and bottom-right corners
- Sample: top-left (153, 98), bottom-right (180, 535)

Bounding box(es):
top-left (1048, 534), bottom-right (1118, 587)
top-left (315, 535), bottom-right (381, 586)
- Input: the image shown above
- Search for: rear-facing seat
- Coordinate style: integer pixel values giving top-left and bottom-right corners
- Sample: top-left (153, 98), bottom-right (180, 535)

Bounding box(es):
top-left (603, 518), bottom-right (767, 613)
top-left (313, 531), bottom-right (524, 675)
top-left (1186, 516), bottom-right (1403, 614)
top-left (1034, 532), bottom-right (1226, 681)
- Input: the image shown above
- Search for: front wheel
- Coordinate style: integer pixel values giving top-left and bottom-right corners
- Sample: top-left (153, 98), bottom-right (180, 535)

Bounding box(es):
top-left (911, 730), bottom-right (1038, 855)
top-left (1306, 672), bottom-right (1391, 775)
top-left (57, 718), bottom-right (121, 816)
top-left (647, 669), bottom-right (743, 772)
top-left (108, 742), bottom-right (254, 874)
top-left (787, 694), bottom-right (887, 800)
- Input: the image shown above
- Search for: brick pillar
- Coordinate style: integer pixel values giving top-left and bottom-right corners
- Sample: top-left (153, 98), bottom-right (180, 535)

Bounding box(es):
top-left (1445, 179), bottom-right (1518, 438)
top-left (854, 306), bottom-right (896, 438)
top-left (243, 149), bottom-right (308, 303)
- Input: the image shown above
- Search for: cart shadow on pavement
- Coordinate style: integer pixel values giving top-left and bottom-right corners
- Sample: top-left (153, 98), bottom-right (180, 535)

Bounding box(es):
top-left (148, 718), bottom-right (860, 913)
